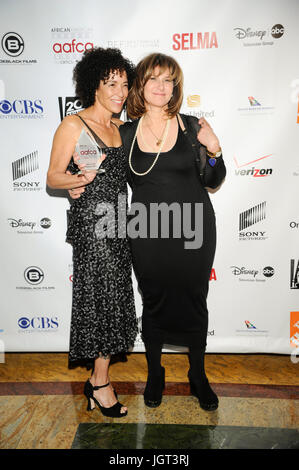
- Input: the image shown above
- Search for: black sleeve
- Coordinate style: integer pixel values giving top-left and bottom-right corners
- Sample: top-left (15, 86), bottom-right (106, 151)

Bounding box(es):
top-left (184, 114), bottom-right (226, 189)
top-left (202, 150), bottom-right (226, 189)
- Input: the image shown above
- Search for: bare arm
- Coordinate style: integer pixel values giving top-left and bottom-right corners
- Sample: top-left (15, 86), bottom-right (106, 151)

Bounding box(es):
top-left (47, 115), bottom-right (97, 189)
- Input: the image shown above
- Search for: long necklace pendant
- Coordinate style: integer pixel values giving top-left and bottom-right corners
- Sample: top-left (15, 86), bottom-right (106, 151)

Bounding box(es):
top-left (156, 139), bottom-right (161, 146)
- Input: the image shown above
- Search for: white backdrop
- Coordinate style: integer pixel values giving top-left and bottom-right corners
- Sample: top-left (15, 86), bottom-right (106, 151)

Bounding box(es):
top-left (0, 0), bottom-right (298, 355)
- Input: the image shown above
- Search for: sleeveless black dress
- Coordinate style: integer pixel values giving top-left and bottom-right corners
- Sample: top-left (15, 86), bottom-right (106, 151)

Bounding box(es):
top-left (66, 117), bottom-right (137, 363)
top-left (122, 117), bottom-right (225, 349)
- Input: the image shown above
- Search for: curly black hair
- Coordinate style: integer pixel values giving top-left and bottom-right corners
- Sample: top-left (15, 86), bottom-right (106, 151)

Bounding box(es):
top-left (73, 47), bottom-right (135, 108)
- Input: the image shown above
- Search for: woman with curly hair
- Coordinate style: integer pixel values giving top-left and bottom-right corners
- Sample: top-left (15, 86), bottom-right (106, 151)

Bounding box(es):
top-left (47, 47), bottom-right (138, 418)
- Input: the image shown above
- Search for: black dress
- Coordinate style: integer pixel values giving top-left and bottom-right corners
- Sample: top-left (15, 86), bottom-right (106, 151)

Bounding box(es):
top-left (120, 115), bottom-right (226, 349)
top-left (66, 117), bottom-right (137, 363)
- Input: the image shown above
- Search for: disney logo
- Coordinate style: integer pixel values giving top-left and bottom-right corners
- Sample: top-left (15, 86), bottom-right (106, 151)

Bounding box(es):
top-left (234, 28), bottom-right (267, 41)
top-left (8, 218), bottom-right (36, 229)
top-left (230, 266), bottom-right (259, 277)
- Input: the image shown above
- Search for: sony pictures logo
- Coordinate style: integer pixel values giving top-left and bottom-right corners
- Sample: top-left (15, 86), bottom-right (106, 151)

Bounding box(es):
top-left (0, 32), bottom-right (37, 64)
top-left (12, 151), bottom-right (42, 191)
top-left (239, 202), bottom-right (268, 241)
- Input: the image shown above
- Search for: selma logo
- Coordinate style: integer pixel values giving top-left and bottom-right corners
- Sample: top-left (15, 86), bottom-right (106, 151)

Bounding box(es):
top-left (172, 32), bottom-right (218, 50)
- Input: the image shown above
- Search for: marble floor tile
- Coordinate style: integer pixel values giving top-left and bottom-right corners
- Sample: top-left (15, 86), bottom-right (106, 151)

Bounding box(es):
top-left (71, 423), bottom-right (299, 449)
top-left (1, 394), bottom-right (298, 449)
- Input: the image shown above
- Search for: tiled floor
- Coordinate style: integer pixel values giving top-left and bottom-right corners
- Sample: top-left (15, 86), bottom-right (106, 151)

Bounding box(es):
top-left (0, 352), bottom-right (298, 449)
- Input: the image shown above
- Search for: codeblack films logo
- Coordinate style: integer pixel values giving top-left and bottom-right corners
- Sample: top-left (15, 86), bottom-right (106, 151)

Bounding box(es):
top-left (230, 265), bottom-right (274, 282)
top-left (12, 151), bottom-right (42, 191)
top-left (58, 97), bottom-right (84, 120)
top-left (290, 259), bottom-right (299, 289)
top-left (233, 24), bottom-right (284, 47)
top-left (16, 266), bottom-right (55, 291)
top-left (18, 316), bottom-right (59, 334)
top-left (0, 99), bottom-right (44, 119)
top-left (51, 27), bottom-right (94, 64)
top-left (239, 202), bottom-right (268, 241)
top-left (0, 32), bottom-right (37, 64)
top-left (7, 217), bottom-right (52, 234)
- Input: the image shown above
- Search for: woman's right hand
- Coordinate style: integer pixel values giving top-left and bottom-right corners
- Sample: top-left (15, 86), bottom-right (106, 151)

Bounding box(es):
top-left (66, 170), bottom-right (85, 199)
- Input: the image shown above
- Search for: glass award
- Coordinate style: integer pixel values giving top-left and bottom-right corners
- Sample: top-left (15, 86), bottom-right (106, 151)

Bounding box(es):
top-left (75, 128), bottom-right (105, 173)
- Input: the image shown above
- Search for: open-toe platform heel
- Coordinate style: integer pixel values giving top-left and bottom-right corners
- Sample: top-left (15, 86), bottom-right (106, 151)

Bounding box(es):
top-left (144, 366), bottom-right (165, 408)
top-left (188, 370), bottom-right (218, 412)
top-left (84, 379), bottom-right (127, 418)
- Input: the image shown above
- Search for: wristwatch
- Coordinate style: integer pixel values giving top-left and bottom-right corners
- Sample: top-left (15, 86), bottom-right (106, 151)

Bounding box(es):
top-left (207, 147), bottom-right (222, 158)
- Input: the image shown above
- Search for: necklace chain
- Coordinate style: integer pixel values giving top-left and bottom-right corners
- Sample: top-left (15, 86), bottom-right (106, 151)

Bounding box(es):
top-left (129, 115), bottom-right (170, 176)
top-left (145, 116), bottom-right (168, 147)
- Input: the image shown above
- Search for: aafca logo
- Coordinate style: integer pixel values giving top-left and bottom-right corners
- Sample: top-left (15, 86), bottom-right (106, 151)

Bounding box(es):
top-left (58, 97), bottom-right (84, 121)
top-left (51, 27), bottom-right (94, 64)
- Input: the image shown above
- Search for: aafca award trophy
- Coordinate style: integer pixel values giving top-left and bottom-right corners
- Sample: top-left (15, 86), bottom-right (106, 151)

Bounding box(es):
top-left (75, 129), bottom-right (105, 173)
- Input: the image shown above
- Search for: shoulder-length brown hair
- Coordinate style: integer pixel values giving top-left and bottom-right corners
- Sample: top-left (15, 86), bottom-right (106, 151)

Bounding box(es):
top-left (127, 53), bottom-right (183, 120)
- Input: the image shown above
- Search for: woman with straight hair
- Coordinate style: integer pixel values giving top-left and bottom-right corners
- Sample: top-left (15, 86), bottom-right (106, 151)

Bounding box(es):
top-left (120, 53), bottom-right (226, 411)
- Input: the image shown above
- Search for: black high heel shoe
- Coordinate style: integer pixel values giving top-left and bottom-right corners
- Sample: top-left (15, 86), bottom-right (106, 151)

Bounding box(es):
top-left (84, 379), bottom-right (127, 418)
top-left (188, 370), bottom-right (218, 411)
top-left (144, 366), bottom-right (165, 408)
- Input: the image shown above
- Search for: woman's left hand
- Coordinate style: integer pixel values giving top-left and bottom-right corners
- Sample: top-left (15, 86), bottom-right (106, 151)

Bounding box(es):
top-left (197, 118), bottom-right (220, 153)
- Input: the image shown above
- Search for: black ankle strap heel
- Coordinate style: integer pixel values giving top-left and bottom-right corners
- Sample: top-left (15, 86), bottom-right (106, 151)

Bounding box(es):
top-left (84, 379), bottom-right (127, 418)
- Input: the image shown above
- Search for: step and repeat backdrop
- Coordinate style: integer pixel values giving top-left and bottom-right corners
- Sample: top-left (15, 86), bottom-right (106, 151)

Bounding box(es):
top-left (0, 0), bottom-right (298, 356)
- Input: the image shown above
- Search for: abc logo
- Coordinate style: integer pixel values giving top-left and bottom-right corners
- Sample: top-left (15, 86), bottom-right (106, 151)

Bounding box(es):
top-left (263, 266), bottom-right (275, 277)
top-left (24, 266), bottom-right (44, 285)
top-left (271, 24), bottom-right (284, 39)
top-left (1, 32), bottom-right (24, 57)
top-left (40, 218), bottom-right (51, 229)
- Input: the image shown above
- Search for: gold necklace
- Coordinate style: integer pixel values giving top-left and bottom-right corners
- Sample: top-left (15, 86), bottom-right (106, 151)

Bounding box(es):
top-left (144, 116), bottom-right (168, 147)
top-left (129, 115), bottom-right (170, 176)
